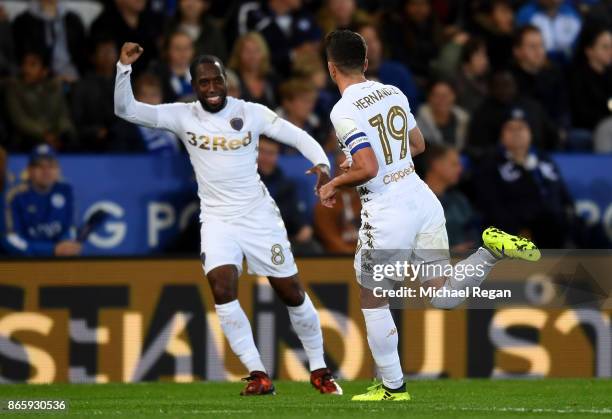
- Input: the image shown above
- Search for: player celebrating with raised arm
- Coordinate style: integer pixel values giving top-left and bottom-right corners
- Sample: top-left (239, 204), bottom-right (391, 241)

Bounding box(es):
top-left (114, 43), bottom-right (342, 396)
top-left (320, 30), bottom-right (540, 401)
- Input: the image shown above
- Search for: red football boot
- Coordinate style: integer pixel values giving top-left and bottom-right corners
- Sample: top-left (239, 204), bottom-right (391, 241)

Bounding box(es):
top-left (239, 371), bottom-right (276, 396)
top-left (310, 368), bottom-right (343, 395)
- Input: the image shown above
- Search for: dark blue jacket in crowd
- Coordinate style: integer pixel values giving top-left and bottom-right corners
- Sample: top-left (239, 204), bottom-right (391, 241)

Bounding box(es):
top-left (375, 60), bottom-right (422, 110)
top-left (475, 148), bottom-right (574, 248)
top-left (3, 181), bottom-right (76, 256)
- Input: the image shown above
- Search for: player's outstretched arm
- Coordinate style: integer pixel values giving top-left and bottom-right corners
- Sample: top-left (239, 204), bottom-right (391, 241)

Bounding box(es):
top-left (113, 43), bottom-right (160, 129)
top-left (319, 147), bottom-right (378, 208)
top-left (257, 104), bottom-right (331, 192)
top-left (409, 126), bottom-right (426, 156)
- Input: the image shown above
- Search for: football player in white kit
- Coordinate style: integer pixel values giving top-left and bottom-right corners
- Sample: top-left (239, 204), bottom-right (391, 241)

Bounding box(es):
top-left (114, 43), bottom-right (342, 396)
top-left (319, 30), bottom-right (540, 401)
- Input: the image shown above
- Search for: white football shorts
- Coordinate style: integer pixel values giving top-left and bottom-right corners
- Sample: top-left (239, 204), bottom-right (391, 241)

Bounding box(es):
top-left (200, 195), bottom-right (298, 278)
top-left (355, 177), bottom-right (450, 284)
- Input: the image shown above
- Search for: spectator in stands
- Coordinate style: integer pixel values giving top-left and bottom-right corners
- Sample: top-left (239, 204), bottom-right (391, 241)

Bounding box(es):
top-left (417, 79), bottom-right (470, 150)
top-left (423, 144), bottom-right (478, 253)
top-left (511, 25), bottom-right (569, 127)
top-left (228, 32), bottom-right (278, 110)
top-left (71, 37), bottom-right (118, 151)
top-left (472, 0), bottom-right (514, 70)
top-left (225, 69), bottom-right (242, 98)
top-left (235, 0), bottom-right (322, 77)
top-left (380, 0), bottom-right (444, 84)
top-left (258, 137), bottom-right (321, 255)
top-left (569, 25), bottom-right (612, 131)
top-left (455, 37), bottom-right (489, 114)
top-left (355, 22), bottom-right (421, 109)
top-left (317, 0), bottom-right (369, 34)
top-left (90, 0), bottom-right (163, 73)
top-left (277, 79), bottom-right (325, 148)
top-left (3, 145), bottom-right (81, 256)
top-left (314, 152), bottom-right (360, 254)
top-left (12, 0), bottom-right (86, 82)
top-left (110, 74), bottom-right (181, 154)
top-left (164, 0), bottom-right (227, 62)
top-left (0, 5), bottom-right (14, 78)
top-left (291, 51), bottom-right (336, 124)
top-left (467, 70), bottom-right (558, 156)
top-left (475, 108), bottom-right (574, 248)
top-left (5, 50), bottom-right (76, 151)
top-left (516, 0), bottom-right (582, 63)
top-left (150, 31), bottom-right (195, 103)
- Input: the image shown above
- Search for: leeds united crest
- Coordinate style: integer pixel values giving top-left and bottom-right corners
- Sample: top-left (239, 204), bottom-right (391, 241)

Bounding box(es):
top-left (230, 117), bottom-right (244, 131)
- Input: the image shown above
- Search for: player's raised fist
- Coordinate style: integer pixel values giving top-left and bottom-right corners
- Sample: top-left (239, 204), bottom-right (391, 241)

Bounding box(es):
top-left (119, 42), bottom-right (143, 65)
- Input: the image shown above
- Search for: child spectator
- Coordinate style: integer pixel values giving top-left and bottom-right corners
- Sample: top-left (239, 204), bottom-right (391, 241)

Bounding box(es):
top-left (5, 50), bottom-right (76, 151)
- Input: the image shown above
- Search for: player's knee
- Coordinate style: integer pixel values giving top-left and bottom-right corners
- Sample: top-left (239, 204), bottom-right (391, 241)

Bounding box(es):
top-left (207, 267), bottom-right (238, 304)
top-left (269, 275), bottom-right (305, 307)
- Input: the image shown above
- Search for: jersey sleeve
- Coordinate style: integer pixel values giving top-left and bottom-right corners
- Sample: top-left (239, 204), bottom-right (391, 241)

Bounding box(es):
top-left (254, 103), bottom-right (330, 167)
top-left (330, 107), bottom-right (371, 155)
top-left (114, 62), bottom-right (184, 134)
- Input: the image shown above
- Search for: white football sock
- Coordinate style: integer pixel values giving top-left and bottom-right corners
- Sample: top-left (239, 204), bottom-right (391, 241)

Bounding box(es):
top-left (215, 300), bottom-right (266, 373)
top-left (287, 293), bottom-right (326, 371)
top-left (430, 247), bottom-right (498, 309)
top-left (362, 306), bottom-right (404, 390)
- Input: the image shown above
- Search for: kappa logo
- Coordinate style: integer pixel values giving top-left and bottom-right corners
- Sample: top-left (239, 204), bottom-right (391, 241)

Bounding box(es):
top-left (230, 117), bottom-right (244, 131)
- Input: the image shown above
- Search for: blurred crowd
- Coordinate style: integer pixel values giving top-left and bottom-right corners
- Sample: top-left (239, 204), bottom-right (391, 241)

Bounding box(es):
top-left (1, 0), bottom-right (611, 257)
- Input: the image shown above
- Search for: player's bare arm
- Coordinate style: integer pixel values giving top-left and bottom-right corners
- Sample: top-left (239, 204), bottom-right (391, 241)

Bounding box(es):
top-left (319, 147), bottom-right (378, 207)
top-left (408, 126), bottom-right (426, 156)
top-left (306, 164), bottom-right (331, 196)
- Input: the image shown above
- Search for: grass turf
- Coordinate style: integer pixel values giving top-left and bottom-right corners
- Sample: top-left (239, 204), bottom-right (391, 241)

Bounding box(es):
top-left (1, 379), bottom-right (611, 418)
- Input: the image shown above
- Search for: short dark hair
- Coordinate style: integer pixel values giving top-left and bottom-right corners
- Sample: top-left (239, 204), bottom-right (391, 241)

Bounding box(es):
top-left (189, 55), bottom-right (226, 80)
top-left (460, 37), bottom-right (485, 64)
top-left (324, 30), bottom-right (367, 74)
top-left (423, 143), bottom-right (455, 174)
top-left (513, 24), bottom-right (541, 48)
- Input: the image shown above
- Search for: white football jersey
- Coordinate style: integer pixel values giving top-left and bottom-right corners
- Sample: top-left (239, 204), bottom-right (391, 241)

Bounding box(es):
top-left (331, 80), bottom-right (419, 201)
top-left (114, 62), bottom-right (329, 221)
top-left (153, 98), bottom-right (280, 219)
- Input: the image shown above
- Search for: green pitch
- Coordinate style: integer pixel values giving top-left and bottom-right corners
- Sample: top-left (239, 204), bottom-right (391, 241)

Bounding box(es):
top-left (1, 379), bottom-right (611, 418)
